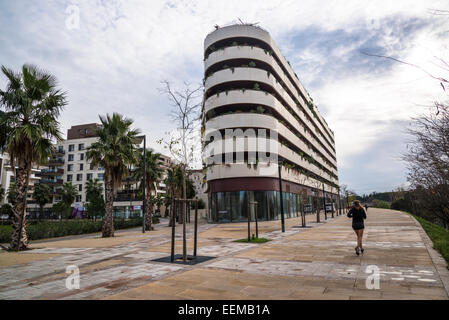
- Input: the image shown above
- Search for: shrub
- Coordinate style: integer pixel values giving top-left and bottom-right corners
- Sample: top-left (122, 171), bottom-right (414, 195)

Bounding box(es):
top-left (372, 199), bottom-right (391, 209)
top-left (0, 218), bottom-right (151, 243)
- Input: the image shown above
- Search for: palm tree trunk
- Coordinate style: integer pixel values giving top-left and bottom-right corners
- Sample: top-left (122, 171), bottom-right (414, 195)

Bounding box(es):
top-left (10, 166), bottom-right (29, 251)
top-left (103, 173), bottom-right (115, 237)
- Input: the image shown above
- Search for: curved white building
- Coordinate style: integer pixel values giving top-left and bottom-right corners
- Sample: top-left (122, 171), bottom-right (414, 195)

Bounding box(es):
top-left (202, 24), bottom-right (339, 223)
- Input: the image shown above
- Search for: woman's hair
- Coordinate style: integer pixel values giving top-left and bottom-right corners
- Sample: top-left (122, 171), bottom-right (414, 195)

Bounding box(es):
top-left (353, 200), bottom-right (362, 209)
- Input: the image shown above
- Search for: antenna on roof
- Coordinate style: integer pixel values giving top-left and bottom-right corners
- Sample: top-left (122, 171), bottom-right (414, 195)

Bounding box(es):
top-left (237, 18), bottom-right (259, 26)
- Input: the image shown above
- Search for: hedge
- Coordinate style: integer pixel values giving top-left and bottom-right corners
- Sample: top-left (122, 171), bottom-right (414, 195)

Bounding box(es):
top-left (0, 217), bottom-right (159, 244)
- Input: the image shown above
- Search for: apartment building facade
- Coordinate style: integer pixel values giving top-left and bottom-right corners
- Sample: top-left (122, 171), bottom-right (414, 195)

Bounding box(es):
top-left (0, 153), bottom-right (41, 208)
top-left (202, 24), bottom-right (339, 222)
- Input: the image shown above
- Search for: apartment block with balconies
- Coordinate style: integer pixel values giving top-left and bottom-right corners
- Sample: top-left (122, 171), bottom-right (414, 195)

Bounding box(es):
top-left (202, 24), bottom-right (339, 223)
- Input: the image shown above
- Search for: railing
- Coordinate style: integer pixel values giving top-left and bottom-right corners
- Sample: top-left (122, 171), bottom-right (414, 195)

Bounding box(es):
top-left (39, 179), bottom-right (63, 185)
top-left (114, 191), bottom-right (142, 202)
top-left (47, 159), bottom-right (65, 165)
top-left (37, 168), bottom-right (64, 176)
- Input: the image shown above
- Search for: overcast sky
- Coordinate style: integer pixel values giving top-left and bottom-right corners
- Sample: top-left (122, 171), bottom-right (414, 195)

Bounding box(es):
top-left (1, 0), bottom-right (448, 195)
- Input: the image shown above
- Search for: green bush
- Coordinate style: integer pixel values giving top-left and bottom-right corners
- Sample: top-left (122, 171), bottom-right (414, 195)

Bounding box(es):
top-left (0, 217), bottom-right (155, 243)
top-left (0, 225), bottom-right (11, 243)
top-left (371, 199), bottom-right (391, 209)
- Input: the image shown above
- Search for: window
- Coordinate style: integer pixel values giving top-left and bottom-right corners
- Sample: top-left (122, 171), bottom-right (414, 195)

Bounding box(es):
top-left (67, 164), bottom-right (73, 171)
top-left (68, 154), bottom-right (74, 161)
top-left (87, 173), bottom-right (93, 180)
top-left (69, 144), bottom-right (74, 152)
top-left (78, 184), bottom-right (82, 191)
top-left (76, 195), bottom-right (82, 202)
top-left (67, 174), bottom-right (73, 182)
top-left (98, 173), bottom-right (104, 181)
top-left (58, 146), bottom-right (64, 153)
top-left (79, 163), bottom-right (84, 171)
top-left (76, 174), bottom-right (83, 181)
top-left (98, 166), bottom-right (104, 171)
top-left (79, 153), bottom-right (84, 161)
top-left (78, 143), bottom-right (84, 151)
top-left (89, 163), bottom-right (95, 170)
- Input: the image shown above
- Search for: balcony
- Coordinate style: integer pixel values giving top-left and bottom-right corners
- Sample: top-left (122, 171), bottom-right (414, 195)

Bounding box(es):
top-left (114, 190), bottom-right (142, 202)
top-left (37, 168), bottom-right (64, 177)
top-left (39, 179), bottom-right (63, 186)
top-left (45, 158), bottom-right (65, 165)
top-left (54, 149), bottom-right (65, 156)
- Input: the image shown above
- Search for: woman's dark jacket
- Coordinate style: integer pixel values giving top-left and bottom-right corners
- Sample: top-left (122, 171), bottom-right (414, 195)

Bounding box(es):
top-left (347, 207), bottom-right (367, 229)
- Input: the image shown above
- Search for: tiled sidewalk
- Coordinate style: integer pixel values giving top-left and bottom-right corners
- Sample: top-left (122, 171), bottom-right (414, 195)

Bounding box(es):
top-left (0, 209), bottom-right (448, 300)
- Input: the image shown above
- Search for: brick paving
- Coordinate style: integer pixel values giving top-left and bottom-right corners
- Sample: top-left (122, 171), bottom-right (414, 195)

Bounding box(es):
top-left (0, 208), bottom-right (448, 300)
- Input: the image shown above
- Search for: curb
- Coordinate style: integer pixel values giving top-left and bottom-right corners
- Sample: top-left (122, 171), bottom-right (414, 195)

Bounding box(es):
top-left (409, 214), bottom-right (449, 299)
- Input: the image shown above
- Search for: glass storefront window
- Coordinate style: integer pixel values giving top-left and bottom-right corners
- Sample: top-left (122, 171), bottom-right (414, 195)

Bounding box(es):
top-left (254, 191), bottom-right (268, 221)
top-left (231, 191), bottom-right (247, 222)
top-left (210, 190), bottom-right (328, 223)
top-left (217, 192), bottom-right (231, 222)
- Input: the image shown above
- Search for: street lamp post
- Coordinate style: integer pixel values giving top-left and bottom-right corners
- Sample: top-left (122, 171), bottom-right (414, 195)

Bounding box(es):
top-left (322, 183), bottom-right (327, 220)
top-left (278, 162), bottom-right (285, 233)
top-left (137, 135), bottom-right (146, 233)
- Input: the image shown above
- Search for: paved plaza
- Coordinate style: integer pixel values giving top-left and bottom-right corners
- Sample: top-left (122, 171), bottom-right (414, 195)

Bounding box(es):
top-left (0, 208), bottom-right (448, 300)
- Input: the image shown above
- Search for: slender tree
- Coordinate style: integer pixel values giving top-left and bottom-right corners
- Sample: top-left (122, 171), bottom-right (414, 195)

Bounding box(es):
top-left (159, 81), bottom-right (202, 261)
top-left (32, 183), bottom-right (51, 220)
top-left (86, 113), bottom-right (140, 237)
top-left (164, 164), bottom-right (183, 226)
top-left (403, 102), bottom-right (449, 228)
top-left (132, 149), bottom-right (163, 231)
top-left (0, 64), bottom-right (66, 250)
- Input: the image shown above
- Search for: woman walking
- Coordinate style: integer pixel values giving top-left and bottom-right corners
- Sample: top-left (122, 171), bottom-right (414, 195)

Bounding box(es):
top-left (347, 200), bottom-right (367, 255)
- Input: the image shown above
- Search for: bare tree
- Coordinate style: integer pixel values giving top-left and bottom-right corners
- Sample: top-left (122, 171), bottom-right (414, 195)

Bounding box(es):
top-left (158, 80), bottom-right (202, 262)
top-left (402, 102), bottom-right (449, 228)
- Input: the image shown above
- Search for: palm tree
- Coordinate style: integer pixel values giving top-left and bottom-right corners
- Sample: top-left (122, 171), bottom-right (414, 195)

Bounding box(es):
top-left (132, 149), bottom-right (163, 231)
top-left (61, 182), bottom-right (78, 209)
top-left (0, 64), bottom-right (66, 250)
top-left (32, 183), bottom-right (51, 220)
top-left (86, 113), bottom-right (140, 237)
top-left (85, 178), bottom-right (105, 219)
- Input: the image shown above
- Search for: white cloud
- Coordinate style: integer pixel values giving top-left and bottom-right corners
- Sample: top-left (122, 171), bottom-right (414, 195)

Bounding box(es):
top-left (0, 0), bottom-right (448, 193)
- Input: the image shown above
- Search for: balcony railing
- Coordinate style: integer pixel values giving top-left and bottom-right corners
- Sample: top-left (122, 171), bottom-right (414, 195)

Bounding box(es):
top-left (54, 149), bottom-right (65, 155)
top-left (37, 168), bottom-right (64, 176)
top-left (39, 179), bottom-right (63, 185)
top-left (46, 159), bottom-right (65, 165)
top-left (114, 190), bottom-right (142, 202)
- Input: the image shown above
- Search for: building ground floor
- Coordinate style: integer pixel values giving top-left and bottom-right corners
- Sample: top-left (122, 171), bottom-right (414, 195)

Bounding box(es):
top-left (207, 177), bottom-right (341, 223)
top-left (22, 202), bottom-right (168, 220)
